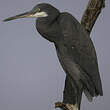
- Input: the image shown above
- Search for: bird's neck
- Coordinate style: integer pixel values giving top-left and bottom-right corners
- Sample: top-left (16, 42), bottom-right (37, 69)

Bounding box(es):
top-left (36, 14), bottom-right (62, 43)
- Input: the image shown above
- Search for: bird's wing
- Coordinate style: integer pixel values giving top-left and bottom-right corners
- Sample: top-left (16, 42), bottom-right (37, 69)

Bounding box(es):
top-left (57, 12), bottom-right (103, 96)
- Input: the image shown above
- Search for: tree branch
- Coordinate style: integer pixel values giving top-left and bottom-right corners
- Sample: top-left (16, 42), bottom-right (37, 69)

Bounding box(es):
top-left (81, 0), bottom-right (105, 34)
top-left (55, 0), bottom-right (105, 109)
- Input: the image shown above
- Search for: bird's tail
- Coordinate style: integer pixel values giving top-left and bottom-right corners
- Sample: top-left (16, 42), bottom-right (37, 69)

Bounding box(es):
top-left (63, 75), bottom-right (83, 110)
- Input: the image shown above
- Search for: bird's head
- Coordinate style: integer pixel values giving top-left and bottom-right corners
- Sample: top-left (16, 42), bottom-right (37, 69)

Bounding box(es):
top-left (3, 3), bottom-right (60, 22)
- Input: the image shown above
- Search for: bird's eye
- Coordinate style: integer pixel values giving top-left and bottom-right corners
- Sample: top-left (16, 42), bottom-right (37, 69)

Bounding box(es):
top-left (32, 8), bottom-right (41, 14)
top-left (36, 8), bottom-right (40, 12)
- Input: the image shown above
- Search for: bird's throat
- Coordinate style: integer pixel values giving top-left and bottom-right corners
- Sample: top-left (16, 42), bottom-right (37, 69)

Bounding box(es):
top-left (36, 17), bottom-right (62, 43)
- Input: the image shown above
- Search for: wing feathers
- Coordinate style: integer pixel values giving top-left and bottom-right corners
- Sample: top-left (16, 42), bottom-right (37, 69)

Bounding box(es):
top-left (56, 12), bottom-right (103, 99)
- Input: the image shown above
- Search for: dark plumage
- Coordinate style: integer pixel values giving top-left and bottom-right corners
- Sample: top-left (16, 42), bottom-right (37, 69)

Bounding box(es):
top-left (3, 3), bottom-right (103, 110)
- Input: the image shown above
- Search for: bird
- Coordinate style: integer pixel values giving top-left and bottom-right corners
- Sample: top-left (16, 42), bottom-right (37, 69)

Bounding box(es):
top-left (3, 3), bottom-right (103, 110)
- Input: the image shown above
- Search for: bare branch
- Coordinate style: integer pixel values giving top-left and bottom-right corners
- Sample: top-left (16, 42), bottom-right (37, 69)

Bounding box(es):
top-left (81, 0), bottom-right (105, 34)
top-left (55, 102), bottom-right (77, 110)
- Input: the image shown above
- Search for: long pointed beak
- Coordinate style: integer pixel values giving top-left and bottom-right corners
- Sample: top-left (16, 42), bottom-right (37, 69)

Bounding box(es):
top-left (3, 11), bottom-right (33, 22)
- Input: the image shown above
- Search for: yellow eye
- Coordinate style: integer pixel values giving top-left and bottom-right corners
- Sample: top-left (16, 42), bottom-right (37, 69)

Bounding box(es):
top-left (36, 8), bottom-right (40, 12)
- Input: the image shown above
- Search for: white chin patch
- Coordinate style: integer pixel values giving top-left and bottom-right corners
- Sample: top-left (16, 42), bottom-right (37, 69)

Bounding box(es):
top-left (33, 12), bottom-right (48, 18)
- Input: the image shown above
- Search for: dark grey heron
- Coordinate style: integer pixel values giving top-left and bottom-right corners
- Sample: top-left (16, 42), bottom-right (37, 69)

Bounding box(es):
top-left (3, 3), bottom-right (103, 110)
